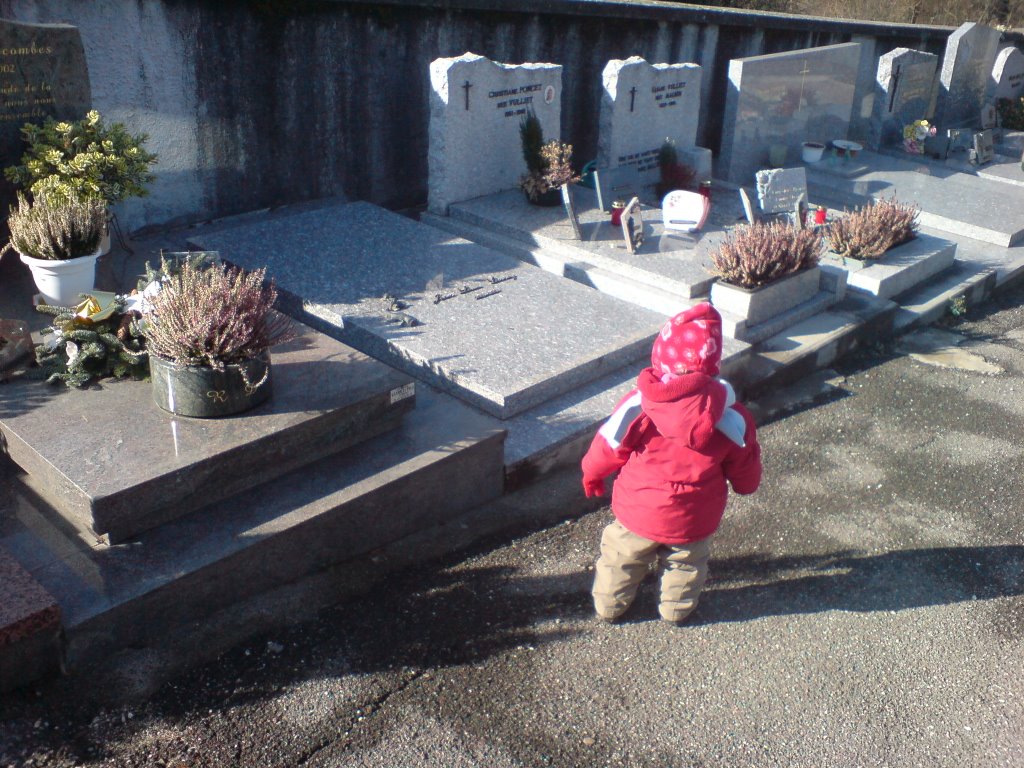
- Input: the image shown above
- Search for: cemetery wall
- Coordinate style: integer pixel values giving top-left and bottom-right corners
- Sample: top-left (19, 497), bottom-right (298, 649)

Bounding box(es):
top-left (0, 0), bottom-right (1020, 233)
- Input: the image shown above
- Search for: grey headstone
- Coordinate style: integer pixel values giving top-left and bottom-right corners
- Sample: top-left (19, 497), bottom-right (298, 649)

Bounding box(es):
top-left (924, 132), bottom-right (951, 159)
top-left (981, 102), bottom-right (997, 129)
top-left (937, 23), bottom-right (1003, 128)
top-left (755, 167), bottom-right (808, 215)
top-left (594, 164), bottom-right (641, 212)
top-left (596, 56), bottom-right (703, 200)
top-left (947, 127), bottom-right (973, 154)
top-left (0, 19), bottom-right (91, 212)
top-left (992, 46), bottom-right (1024, 103)
top-left (427, 52), bottom-right (562, 214)
top-left (869, 48), bottom-right (938, 149)
top-left (719, 43), bottom-right (862, 184)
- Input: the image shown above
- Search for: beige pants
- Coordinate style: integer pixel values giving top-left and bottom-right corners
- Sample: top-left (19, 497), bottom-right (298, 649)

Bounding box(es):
top-left (592, 520), bottom-right (713, 623)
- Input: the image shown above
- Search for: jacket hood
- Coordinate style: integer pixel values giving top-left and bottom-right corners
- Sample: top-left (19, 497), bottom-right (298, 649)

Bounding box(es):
top-left (636, 367), bottom-right (726, 449)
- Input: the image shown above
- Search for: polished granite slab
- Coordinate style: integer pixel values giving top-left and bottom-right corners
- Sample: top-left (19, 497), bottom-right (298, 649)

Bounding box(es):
top-left (822, 232), bottom-right (957, 300)
top-left (0, 321), bottom-right (415, 543)
top-left (190, 201), bottom-right (665, 419)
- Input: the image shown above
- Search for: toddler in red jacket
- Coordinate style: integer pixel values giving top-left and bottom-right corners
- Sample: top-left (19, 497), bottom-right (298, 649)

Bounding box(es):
top-left (582, 302), bottom-right (762, 624)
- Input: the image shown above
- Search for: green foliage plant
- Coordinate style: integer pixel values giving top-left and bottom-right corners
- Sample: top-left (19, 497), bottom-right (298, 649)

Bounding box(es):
top-left (33, 297), bottom-right (148, 388)
top-left (142, 258), bottom-right (295, 370)
top-left (825, 197), bottom-right (920, 262)
top-left (710, 219), bottom-right (823, 289)
top-left (4, 110), bottom-right (158, 205)
top-left (1, 192), bottom-right (106, 260)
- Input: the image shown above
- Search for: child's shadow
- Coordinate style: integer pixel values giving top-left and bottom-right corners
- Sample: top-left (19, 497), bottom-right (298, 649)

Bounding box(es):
top-left (630, 545), bottom-right (1024, 624)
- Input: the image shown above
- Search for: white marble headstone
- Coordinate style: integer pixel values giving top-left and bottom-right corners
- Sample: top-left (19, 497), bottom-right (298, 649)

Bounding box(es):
top-left (992, 46), bottom-right (1024, 103)
top-left (596, 56), bottom-right (705, 199)
top-left (937, 23), bottom-right (1003, 128)
top-left (428, 52), bottom-right (562, 214)
top-left (719, 43), bottom-right (861, 185)
top-left (869, 48), bottom-right (938, 148)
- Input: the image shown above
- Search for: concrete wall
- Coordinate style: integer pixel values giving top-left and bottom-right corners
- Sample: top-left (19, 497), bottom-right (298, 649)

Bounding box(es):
top-left (0, 0), bottom-right (1015, 233)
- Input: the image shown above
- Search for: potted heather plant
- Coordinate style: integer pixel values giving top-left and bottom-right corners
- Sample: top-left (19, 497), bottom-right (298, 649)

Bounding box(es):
top-left (141, 257), bottom-right (295, 418)
top-left (708, 219), bottom-right (824, 326)
top-left (4, 109), bottom-right (158, 254)
top-left (1, 192), bottom-right (107, 305)
top-left (825, 198), bottom-right (920, 268)
top-left (518, 113), bottom-right (578, 206)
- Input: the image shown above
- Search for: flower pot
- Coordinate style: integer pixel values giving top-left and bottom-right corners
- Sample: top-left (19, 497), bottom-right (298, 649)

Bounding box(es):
top-left (801, 142), bottom-right (825, 163)
top-left (149, 351), bottom-right (273, 418)
top-left (19, 250), bottom-right (101, 306)
top-left (525, 187), bottom-right (562, 207)
top-left (710, 266), bottom-right (821, 327)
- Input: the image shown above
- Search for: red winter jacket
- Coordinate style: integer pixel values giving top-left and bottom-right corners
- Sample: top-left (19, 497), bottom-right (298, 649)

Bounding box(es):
top-left (581, 368), bottom-right (762, 545)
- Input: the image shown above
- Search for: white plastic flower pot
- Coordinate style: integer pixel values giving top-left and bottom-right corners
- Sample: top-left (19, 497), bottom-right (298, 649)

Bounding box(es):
top-left (801, 141), bottom-right (826, 163)
top-left (19, 250), bottom-right (101, 306)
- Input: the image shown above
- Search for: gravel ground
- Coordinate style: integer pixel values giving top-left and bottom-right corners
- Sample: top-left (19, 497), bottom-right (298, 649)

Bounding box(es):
top-left (2, 285), bottom-right (1024, 768)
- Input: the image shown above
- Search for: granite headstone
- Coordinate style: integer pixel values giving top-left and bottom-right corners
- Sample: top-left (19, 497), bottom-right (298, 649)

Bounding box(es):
top-left (596, 56), bottom-right (708, 199)
top-left (937, 22), bottom-right (1003, 128)
top-left (0, 19), bottom-right (90, 216)
top-left (594, 164), bottom-right (641, 212)
top-left (992, 46), bottom-right (1024, 103)
top-left (719, 43), bottom-right (862, 184)
top-left (869, 48), bottom-right (938, 148)
top-left (428, 52), bottom-right (562, 215)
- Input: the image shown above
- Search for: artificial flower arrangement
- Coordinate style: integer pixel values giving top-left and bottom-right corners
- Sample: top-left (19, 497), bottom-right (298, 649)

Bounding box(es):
top-left (903, 119), bottom-right (937, 154)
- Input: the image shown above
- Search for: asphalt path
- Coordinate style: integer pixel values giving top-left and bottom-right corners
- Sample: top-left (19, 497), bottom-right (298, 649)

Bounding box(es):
top-left (3, 285), bottom-right (1024, 767)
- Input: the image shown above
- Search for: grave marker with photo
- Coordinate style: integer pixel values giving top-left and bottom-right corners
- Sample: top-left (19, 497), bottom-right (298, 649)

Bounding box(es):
top-left (428, 52), bottom-right (562, 214)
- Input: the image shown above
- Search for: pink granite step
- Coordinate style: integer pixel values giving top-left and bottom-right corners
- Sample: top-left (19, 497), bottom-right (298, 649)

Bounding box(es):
top-left (0, 546), bottom-right (62, 692)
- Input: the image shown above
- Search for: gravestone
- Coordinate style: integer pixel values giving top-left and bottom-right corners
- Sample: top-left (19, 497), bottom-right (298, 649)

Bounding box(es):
top-left (755, 167), bottom-right (807, 214)
top-left (428, 52), bottom-right (562, 214)
top-left (869, 48), bottom-right (938, 149)
top-left (971, 128), bottom-right (994, 164)
top-left (0, 19), bottom-right (90, 216)
top-left (992, 46), bottom-right (1024, 103)
top-left (596, 56), bottom-right (708, 199)
top-left (937, 22), bottom-right (1002, 128)
top-left (719, 43), bottom-right (862, 184)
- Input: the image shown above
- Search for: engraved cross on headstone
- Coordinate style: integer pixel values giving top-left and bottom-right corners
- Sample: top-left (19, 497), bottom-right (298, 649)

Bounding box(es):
top-left (888, 64), bottom-right (902, 112)
top-left (462, 80), bottom-right (472, 110)
top-left (629, 85), bottom-right (637, 112)
top-left (797, 61), bottom-right (811, 105)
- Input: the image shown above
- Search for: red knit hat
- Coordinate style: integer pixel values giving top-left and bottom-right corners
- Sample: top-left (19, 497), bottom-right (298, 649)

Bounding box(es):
top-left (650, 302), bottom-right (723, 377)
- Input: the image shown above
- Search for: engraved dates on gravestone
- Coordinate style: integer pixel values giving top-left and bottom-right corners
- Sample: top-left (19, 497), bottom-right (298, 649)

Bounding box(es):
top-left (992, 47), bottom-right (1024, 103)
top-left (755, 168), bottom-right (808, 215)
top-left (427, 52), bottom-right (562, 214)
top-left (0, 19), bottom-right (91, 204)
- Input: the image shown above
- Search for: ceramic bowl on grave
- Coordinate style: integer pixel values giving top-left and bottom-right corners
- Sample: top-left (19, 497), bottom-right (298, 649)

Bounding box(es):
top-left (831, 140), bottom-right (862, 159)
